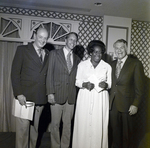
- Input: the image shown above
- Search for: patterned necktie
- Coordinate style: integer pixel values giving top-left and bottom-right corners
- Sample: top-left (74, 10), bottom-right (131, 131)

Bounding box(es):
top-left (38, 49), bottom-right (43, 63)
top-left (67, 52), bottom-right (72, 73)
top-left (116, 60), bottom-right (122, 78)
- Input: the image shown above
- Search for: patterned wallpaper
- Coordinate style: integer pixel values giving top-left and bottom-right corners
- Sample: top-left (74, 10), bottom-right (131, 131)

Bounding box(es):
top-left (0, 6), bottom-right (149, 76)
top-left (0, 6), bottom-right (103, 60)
top-left (131, 20), bottom-right (150, 77)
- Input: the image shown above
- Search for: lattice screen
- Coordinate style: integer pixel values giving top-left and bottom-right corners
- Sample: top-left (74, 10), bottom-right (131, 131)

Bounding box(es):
top-left (78, 21), bottom-right (103, 60)
top-left (130, 20), bottom-right (150, 77)
top-left (130, 20), bottom-right (150, 146)
top-left (0, 6), bottom-right (103, 60)
top-left (0, 6), bottom-right (149, 75)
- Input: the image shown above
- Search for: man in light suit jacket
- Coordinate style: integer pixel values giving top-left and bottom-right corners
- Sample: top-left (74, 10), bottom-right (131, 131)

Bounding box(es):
top-left (109, 39), bottom-right (145, 148)
top-left (11, 27), bottom-right (49, 148)
top-left (46, 32), bottom-right (80, 148)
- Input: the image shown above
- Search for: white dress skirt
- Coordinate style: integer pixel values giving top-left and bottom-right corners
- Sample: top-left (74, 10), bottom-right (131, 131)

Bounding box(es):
top-left (72, 59), bottom-right (112, 148)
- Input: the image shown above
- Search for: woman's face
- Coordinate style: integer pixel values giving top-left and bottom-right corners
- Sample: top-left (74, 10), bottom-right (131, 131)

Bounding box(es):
top-left (91, 46), bottom-right (102, 63)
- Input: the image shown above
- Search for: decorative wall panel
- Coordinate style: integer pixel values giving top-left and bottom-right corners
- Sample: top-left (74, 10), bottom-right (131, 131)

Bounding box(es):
top-left (0, 6), bottom-right (103, 60)
top-left (130, 21), bottom-right (150, 145)
top-left (131, 20), bottom-right (150, 77)
top-left (0, 13), bottom-right (80, 45)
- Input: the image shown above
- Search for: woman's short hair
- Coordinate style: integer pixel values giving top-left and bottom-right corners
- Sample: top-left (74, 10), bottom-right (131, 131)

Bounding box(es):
top-left (87, 40), bottom-right (106, 55)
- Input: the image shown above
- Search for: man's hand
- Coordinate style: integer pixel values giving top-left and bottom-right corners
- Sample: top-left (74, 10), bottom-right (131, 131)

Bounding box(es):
top-left (82, 82), bottom-right (95, 91)
top-left (128, 105), bottom-right (138, 115)
top-left (17, 95), bottom-right (26, 107)
top-left (48, 94), bottom-right (56, 105)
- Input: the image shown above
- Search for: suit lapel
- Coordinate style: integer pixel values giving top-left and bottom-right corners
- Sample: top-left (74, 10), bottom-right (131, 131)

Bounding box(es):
top-left (27, 43), bottom-right (43, 67)
top-left (117, 57), bottom-right (131, 81)
top-left (43, 49), bottom-right (49, 65)
top-left (57, 49), bottom-right (68, 72)
top-left (57, 49), bottom-right (79, 74)
top-left (112, 61), bottom-right (118, 82)
top-left (70, 53), bottom-right (78, 73)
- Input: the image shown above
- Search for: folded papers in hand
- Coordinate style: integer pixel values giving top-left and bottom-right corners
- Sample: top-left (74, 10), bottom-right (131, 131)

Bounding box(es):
top-left (88, 74), bottom-right (104, 92)
top-left (12, 98), bottom-right (35, 120)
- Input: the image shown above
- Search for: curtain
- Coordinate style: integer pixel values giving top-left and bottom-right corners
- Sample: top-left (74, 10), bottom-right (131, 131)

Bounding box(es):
top-left (0, 41), bottom-right (22, 132)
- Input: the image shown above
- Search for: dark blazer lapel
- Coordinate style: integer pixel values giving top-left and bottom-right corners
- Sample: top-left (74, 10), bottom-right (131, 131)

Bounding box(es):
top-left (27, 43), bottom-right (43, 66)
top-left (57, 49), bottom-right (68, 72)
top-left (113, 61), bottom-right (118, 82)
top-left (117, 57), bottom-right (131, 81)
top-left (38, 49), bottom-right (49, 72)
top-left (71, 53), bottom-right (78, 73)
top-left (42, 49), bottom-right (49, 65)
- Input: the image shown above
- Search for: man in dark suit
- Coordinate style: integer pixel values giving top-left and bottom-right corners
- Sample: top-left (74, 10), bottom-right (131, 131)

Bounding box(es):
top-left (11, 27), bottom-right (49, 148)
top-left (46, 32), bottom-right (80, 148)
top-left (109, 39), bottom-right (145, 148)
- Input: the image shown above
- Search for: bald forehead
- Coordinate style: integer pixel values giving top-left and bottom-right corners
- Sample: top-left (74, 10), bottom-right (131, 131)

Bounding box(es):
top-left (37, 28), bottom-right (48, 34)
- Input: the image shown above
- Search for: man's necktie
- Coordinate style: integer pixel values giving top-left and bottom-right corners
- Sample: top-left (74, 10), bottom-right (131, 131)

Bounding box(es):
top-left (66, 52), bottom-right (72, 73)
top-left (38, 49), bottom-right (43, 63)
top-left (116, 60), bottom-right (122, 78)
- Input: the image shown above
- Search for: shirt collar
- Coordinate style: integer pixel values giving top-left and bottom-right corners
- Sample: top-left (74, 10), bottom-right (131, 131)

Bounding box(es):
top-left (118, 55), bottom-right (128, 66)
top-left (63, 47), bottom-right (72, 56)
top-left (120, 55), bottom-right (128, 63)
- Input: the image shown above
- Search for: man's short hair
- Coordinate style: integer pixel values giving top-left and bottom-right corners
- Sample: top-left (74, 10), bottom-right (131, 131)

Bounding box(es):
top-left (113, 39), bottom-right (128, 48)
top-left (65, 32), bottom-right (78, 41)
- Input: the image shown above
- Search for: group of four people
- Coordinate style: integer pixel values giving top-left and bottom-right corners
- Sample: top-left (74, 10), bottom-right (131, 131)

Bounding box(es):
top-left (11, 27), bottom-right (145, 148)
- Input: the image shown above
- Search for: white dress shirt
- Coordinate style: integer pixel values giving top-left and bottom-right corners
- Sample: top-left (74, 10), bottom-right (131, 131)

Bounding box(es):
top-left (63, 47), bottom-right (73, 65)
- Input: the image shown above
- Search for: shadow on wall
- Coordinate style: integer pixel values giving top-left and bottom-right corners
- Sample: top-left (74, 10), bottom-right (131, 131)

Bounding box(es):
top-left (73, 45), bottom-right (85, 60)
top-left (44, 43), bottom-right (55, 52)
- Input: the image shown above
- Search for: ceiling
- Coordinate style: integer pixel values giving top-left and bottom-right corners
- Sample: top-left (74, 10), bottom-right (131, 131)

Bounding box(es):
top-left (0, 0), bottom-right (150, 22)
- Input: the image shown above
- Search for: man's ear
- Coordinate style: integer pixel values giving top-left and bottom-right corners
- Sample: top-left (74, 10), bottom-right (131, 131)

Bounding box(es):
top-left (33, 32), bottom-right (37, 40)
top-left (65, 38), bottom-right (67, 44)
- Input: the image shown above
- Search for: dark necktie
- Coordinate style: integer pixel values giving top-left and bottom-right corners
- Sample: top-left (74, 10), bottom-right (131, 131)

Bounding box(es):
top-left (67, 52), bottom-right (72, 73)
top-left (116, 60), bottom-right (122, 78)
top-left (38, 49), bottom-right (43, 63)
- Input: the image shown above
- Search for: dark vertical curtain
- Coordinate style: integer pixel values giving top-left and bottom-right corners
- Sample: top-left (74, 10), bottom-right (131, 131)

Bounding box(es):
top-left (0, 41), bottom-right (22, 132)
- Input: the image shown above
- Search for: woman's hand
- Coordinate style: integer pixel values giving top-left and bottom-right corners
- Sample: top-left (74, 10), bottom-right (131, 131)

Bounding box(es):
top-left (99, 81), bottom-right (108, 89)
top-left (82, 82), bottom-right (95, 91)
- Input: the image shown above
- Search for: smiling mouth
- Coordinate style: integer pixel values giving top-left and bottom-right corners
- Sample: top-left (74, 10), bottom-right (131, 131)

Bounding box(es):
top-left (95, 56), bottom-right (100, 60)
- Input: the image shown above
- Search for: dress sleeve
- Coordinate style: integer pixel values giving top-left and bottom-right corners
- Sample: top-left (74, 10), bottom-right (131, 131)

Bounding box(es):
top-left (75, 62), bottom-right (86, 88)
top-left (106, 64), bottom-right (112, 89)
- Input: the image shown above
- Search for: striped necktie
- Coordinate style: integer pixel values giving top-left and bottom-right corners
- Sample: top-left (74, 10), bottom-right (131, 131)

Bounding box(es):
top-left (66, 52), bottom-right (72, 73)
top-left (116, 60), bottom-right (122, 78)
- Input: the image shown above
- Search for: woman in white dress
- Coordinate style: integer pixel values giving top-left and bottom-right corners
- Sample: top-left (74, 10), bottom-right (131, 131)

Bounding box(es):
top-left (72, 40), bottom-right (112, 148)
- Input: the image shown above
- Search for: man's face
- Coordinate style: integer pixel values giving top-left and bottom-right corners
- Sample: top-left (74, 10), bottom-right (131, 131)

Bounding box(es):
top-left (114, 42), bottom-right (127, 60)
top-left (65, 34), bottom-right (77, 51)
top-left (34, 28), bottom-right (48, 49)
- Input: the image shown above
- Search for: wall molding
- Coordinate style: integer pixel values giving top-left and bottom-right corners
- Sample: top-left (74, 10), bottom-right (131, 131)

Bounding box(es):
top-left (0, 13), bottom-right (80, 45)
